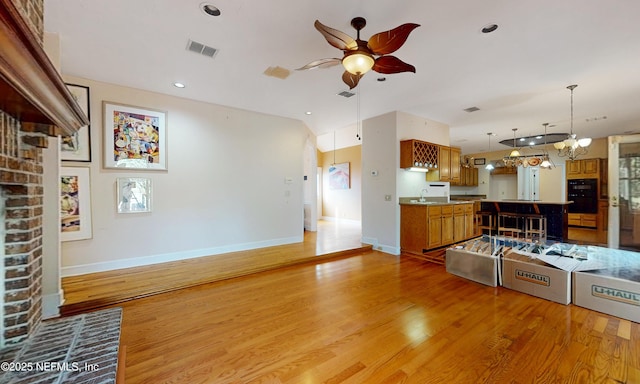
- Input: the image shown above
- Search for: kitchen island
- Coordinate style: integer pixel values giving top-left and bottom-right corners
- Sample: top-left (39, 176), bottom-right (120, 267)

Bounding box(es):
top-left (479, 199), bottom-right (572, 242)
top-left (400, 199), bottom-right (476, 261)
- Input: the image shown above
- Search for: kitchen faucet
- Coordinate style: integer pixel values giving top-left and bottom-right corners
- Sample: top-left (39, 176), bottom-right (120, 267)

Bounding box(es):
top-left (420, 188), bottom-right (429, 202)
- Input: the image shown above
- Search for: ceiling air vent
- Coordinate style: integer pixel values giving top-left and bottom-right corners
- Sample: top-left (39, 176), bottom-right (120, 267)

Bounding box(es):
top-left (464, 106), bottom-right (480, 113)
top-left (337, 90), bottom-right (356, 98)
top-left (186, 39), bottom-right (218, 58)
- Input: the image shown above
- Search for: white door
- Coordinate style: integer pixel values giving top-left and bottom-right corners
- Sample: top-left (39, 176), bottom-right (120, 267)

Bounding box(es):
top-left (608, 134), bottom-right (640, 250)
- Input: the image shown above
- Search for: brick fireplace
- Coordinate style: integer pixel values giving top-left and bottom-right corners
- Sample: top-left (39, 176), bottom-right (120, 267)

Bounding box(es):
top-left (1, 111), bottom-right (47, 347)
top-left (0, 0), bottom-right (86, 347)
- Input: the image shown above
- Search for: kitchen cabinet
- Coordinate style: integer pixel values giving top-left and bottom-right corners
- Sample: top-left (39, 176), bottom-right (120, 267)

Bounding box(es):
top-left (568, 213), bottom-right (597, 228)
top-left (490, 167), bottom-right (517, 175)
top-left (453, 205), bottom-right (466, 242)
top-left (400, 204), bottom-right (428, 254)
top-left (450, 147), bottom-right (461, 184)
top-left (459, 167), bottom-right (479, 186)
top-left (400, 139), bottom-right (439, 171)
top-left (567, 158), bottom-right (600, 179)
top-left (427, 206), bottom-right (443, 248)
top-left (426, 145), bottom-right (461, 183)
top-left (400, 203), bottom-right (475, 255)
top-left (465, 203), bottom-right (475, 239)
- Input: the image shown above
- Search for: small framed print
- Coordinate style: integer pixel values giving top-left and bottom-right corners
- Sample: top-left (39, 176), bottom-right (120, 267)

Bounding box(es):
top-left (104, 101), bottom-right (167, 170)
top-left (117, 177), bottom-right (152, 213)
top-left (474, 158), bottom-right (486, 165)
top-left (60, 167), bottom-right (93, 241)
top-left (62, 84), bottom-right (91, 162)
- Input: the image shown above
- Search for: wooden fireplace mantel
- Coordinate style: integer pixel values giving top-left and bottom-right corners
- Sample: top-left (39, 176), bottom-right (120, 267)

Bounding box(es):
top-left (0, 0), bottom-right (88, 136)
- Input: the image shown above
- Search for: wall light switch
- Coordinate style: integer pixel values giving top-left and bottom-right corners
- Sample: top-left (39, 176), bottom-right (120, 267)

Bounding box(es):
top-left (284, 177), bottom-right (293, 184)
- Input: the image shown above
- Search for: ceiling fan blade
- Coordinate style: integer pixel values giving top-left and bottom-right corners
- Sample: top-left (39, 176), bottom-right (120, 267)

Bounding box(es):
top-left (367, 23), bottom-right (420, 55)
top-left (314, 20), bottom-right (358, 51)
top-left (296, 58), bottom-right (342, 71)
top-left (372, 56), bottom-right (416, 74)
top-left (342, 71), bottom-right (363, 89)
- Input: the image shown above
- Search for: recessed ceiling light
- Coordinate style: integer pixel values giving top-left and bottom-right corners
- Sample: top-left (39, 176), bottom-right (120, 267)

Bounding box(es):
top-left (201, 3), bottom-right (221, 16)
top-left (481, 23), bottom-right (498, 33)
top-left (305, 111), bottom-right (312, 115)
top-left (173, 82), bottom-right (186, 88)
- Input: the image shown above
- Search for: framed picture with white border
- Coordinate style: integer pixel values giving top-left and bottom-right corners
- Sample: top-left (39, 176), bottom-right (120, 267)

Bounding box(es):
top-left (103, 101), bottom-right (167, 170)
top-left (60, 167), bottom-right (93, 241)
top-left (117, 177), bottom-right (152, 214)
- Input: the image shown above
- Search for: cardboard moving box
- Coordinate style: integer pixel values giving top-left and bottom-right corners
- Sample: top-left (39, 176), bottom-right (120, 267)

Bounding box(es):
top-left (502, 251), bottom-right (573, 305)
top-left (446, 248), bottom-right (500, 287)
top-left (573, 268), bottom-right (640, 323)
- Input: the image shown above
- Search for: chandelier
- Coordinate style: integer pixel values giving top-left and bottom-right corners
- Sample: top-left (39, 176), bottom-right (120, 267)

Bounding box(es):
top-left (553, 84), bottom-right (591, 160)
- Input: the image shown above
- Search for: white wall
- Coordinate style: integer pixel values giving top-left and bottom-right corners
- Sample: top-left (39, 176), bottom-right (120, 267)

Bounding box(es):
top-left (361, 112), bottom-right (398, 253)
top-left (61, 76), bottom-right (308, 276)
top-left (361, 111), bottom-right (450, 254)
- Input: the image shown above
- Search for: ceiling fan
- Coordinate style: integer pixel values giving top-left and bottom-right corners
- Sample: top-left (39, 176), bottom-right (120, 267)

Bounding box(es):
top-left (297, 17), bottom-right (420, 89)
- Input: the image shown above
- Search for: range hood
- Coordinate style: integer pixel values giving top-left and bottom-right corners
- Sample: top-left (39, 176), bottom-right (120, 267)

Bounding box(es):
top-left (0, 0), bottom-right (88, 136)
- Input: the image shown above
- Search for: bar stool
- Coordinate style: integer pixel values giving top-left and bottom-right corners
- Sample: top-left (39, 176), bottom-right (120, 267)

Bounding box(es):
top-left (524, 214), bottom-right (547, 242)
top-left (476, 211), bottom-right (497, 236)
top-left (498, 212), bottom-right (524, 239)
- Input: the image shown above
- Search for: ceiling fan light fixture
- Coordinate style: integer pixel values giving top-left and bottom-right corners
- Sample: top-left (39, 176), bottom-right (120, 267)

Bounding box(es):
top-left (342, 51), bottom-right (375, 75)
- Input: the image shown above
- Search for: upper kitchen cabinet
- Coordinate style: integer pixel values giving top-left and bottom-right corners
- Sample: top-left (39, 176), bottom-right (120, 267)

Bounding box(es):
top-left (400, 139), bottom-right (439, 171)
top-left (567, 158), bottom-right (599, 179)
top-left (427, 145), bottom-right (461, 183)
top-left (459, 166), bottom-right (479, 186)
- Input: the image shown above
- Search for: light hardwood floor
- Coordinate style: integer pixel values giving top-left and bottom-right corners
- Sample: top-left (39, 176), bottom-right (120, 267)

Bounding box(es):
top-left (61, 221), bottom-right (639, 383)
top-left (113, 251), bottom-right (639, 384)
top-left (61, 220), bottom-right (367, 315)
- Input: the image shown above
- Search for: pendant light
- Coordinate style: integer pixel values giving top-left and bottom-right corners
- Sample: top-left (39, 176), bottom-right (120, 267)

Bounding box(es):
top-left (509, 128), bottom-right (521, 157)
top-left (503, 128), bottom-right (523, 167)
top-left (485, 133), bottom-right (495, 170)
top-left (540, 123), bottom-right (554, 168)
top-left (553, 84), bottom-right (591, 160)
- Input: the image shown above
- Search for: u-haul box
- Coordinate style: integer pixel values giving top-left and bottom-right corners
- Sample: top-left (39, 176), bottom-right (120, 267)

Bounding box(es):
top-left (573, 268), bottom-right (640, 323)
top-left (502, 251), bottom-right (572, 305)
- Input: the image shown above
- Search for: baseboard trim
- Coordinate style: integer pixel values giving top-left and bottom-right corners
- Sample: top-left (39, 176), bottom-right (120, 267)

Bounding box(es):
top-left (361, 237), bottom-right (400, 255)
top-left (61, 236), bottom-right (303, 277)
top-left (42, 290), bottom-right (64, 319)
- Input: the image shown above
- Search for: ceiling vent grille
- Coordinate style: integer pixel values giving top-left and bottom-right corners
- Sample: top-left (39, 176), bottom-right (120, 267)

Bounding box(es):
top-left (337, 90), bottom-right (356, 98)
top-left (186, 39), bottom-right (218, 58)
top-left (464, 106), bottom-right (480, 113)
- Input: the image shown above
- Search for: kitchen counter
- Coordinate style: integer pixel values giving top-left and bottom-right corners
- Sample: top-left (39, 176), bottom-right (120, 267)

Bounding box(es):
top-left (399, 197), bottom-right (472, 206)
top-left (482, 199), bottom-right (573, 205)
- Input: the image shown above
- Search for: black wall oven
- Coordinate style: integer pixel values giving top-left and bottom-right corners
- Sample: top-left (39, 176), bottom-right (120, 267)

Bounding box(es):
top-left (567, 178), bottom-right (598, 213)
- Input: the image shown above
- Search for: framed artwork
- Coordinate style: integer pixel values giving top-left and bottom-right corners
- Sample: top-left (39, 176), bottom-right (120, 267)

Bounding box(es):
top-left (474, 158), bottom-right (486, 165)
top-left (329, 162), bottom-right (350, 189)
top-left (60, 167), bottom-right (93, 241)
top-left (103, 101), bottom-right (167, 170)
top-left (62, 84), bottom-right (91, 162)
top-left (117, 177), bottom-right (152, 213)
